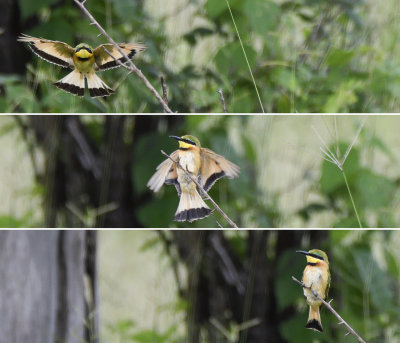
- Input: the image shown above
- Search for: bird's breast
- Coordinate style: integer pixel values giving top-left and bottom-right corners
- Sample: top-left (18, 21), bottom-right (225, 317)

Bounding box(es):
top-left (177, 150), bottom-right (200, 188)
top-left (73, 54), bottom-right (95, 73)
top-left (302, 266), bottom-right (328, 305)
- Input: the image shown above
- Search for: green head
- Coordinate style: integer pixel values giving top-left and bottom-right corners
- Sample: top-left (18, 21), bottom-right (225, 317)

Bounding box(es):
top-left (170, 135), bottom-right (201, 149)
top-left (296, 249), bottom-right (329, 265)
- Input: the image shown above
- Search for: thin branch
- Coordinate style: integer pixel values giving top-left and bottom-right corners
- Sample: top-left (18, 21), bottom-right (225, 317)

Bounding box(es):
top-left (217, 88), bottom-right (227, 113)
top-left (160, 150), bottom-right (238, 228)
top-left (73, 0), bottom-right (173, 113)
top-left (160, 76), bottom-right (169, 113)
top-left (291, 276), bottom-right (367, 343)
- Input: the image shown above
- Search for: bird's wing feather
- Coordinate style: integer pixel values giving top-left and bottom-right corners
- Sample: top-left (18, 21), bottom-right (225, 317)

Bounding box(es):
top-left (199, 148), bottom-right (240, 192)
top-left (18, 34), bottom-right (74, 68)
top-left (93, 43), bottom-right (146, 71)
top-left (147, 150), bottom-right (180, 195)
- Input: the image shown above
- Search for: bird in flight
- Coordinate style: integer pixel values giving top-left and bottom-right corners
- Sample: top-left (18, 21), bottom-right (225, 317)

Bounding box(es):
top-left (18, 34), bottom-right (146, 97)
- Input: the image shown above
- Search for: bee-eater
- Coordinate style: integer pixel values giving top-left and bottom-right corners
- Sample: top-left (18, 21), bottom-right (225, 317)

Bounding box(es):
top-left (296, 249), bottom-right (331, 332)
top-left (18, 34), bottom-right (146, 97)
top-left (147, 135), bottom-right (240, 222)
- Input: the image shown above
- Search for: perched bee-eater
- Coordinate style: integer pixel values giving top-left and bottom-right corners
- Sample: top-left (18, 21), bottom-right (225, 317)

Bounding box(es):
top-left (147, 135), bottom-right (240, 222)
top-left (297, 249), bottom-right (331, 332)
top-left (18, 34), bottom-right (146, 97)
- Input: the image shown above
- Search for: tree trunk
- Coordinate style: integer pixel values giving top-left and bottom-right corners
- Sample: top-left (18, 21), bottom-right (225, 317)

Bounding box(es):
top-left (0, 230), bottom-right (97, 343)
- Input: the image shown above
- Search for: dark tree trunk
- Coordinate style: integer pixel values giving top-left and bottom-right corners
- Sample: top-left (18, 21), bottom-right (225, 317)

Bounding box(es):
top-left (0, 0), bottom-right (30, 74)
top-left (0, 230), bottom-right (97, 343)
top-left (24, 115), bottom-right (181, 228)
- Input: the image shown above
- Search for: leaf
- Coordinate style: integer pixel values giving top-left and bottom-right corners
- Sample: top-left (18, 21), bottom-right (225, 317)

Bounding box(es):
top-left (326, 49), bottom-right (356, 68)
top-left (214, 42), bottom-right (257, 78)
top-left (275, 250), bottom-right (305, 311)
top-left (355, 170), bottom-right (394, 209)
top-left (231, 89), bottom-right (254, 113)
top-left (205, 0), bottom-right (243, 18)
top-left (206, 0), bottom-right (228, 18)
top-left (270, 67), bottom-right (299, 94)
top-left (243, 0), bottom-right (281, 36)
top-left (137, 192), bottom-right (178, 228)
top-left (0, 215), bottom-right (27, 228)
top-left (115, 320), bottom-right (136, 334)
top-left (131, 329), bottom-right (171, 343)
top-left (353, 250), bottom-right (394, 310)
top-left (113, 0), bottom-right (138, 22)
top-left (323, 80), bottom-right (362, 112)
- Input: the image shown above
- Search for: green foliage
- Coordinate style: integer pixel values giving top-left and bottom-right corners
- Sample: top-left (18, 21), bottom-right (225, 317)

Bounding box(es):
top-left (4, 0), bottom-right (400, 112)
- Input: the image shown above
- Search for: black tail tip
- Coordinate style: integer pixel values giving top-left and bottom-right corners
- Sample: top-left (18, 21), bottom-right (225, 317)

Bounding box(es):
top-left (89, 87), bottom-right (113, 98)
top-left (174, 207), bottom-right (212, 222)
top-left (306, 319), bottom-right (323, 332)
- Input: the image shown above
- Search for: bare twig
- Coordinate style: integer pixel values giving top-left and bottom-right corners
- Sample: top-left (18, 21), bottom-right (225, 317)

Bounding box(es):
top-left (73, 0), bottom-right (173, 113)
top-left (291, 276), bottom-right (367, 343)
top-left (161, 150), bottom-right (238, 228)
top-left (161, 76), bottom-right (169, 112)
top-left (217, 88), bottom-right (227, 113)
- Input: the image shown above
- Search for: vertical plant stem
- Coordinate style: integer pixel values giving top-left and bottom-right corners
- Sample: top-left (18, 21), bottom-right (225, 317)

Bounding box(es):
top-left (342, 170), bottom-right (362, 228)
top-left (225, 0), bottom-right (265, 113)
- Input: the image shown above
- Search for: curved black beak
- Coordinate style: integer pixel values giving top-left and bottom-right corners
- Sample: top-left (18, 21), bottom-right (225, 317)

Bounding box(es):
top-left (169, 135), bottom-right (182, 141)
top-left (296, 250), bottom-right (309, 256)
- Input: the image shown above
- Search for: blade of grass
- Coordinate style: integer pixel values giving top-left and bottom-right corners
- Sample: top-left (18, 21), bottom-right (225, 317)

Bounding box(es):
top-left (342, 170), bottom-right (362, 228)
top-left (225, 0), bottom-right (265, 113)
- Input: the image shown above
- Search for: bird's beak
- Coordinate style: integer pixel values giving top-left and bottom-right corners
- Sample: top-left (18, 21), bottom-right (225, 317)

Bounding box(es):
top-left (169, 135), bottom-right (183, 142)
top-left (296, 250), bottom-right (309, 256)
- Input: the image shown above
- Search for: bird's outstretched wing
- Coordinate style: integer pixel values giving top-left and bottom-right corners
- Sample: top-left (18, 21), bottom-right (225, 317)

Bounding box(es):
top-left (18, 34), bottom-right (74, 68)
top-left (93, 43), bottom-right (146, 71)
top-left (199, 148), bottom-right (240, 192)
top-left (147, 150), bottom-right (181, 196)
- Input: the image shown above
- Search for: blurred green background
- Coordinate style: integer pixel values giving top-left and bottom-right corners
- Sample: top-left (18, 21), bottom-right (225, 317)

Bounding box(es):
top-left (98, 230), bottom-right (400, 343)
top-left (2, 0), bottom-right (400, 112)
top-left (1, 114), bottom-right (399, 228)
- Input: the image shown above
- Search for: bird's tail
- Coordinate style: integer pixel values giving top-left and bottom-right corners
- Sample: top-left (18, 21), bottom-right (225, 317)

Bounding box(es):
top-left (306, 305), bottom-right (323, 332)
top-left (86, 71), bottom-right (114, 97)
top-left (54, 69), bottom-right (85, 96)
top-left (174, 188), bottom-right (212, 222)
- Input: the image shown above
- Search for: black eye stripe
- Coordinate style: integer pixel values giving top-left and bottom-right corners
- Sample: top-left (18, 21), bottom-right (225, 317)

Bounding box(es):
top-left (76, 47), bottom-right (92, 54)
top-left (309, 253), bottom-right (324, 261)
top-left (182, 138), bottom-right (196, 146)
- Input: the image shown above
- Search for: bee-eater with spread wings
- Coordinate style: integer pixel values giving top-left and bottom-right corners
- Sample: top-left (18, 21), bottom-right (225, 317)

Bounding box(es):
top-left (18, 34), bottom-right (146, 97)
top-left (297, 249), bottom-right (331, 332)
top-left (147, 135), bottom-right (240, 223)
